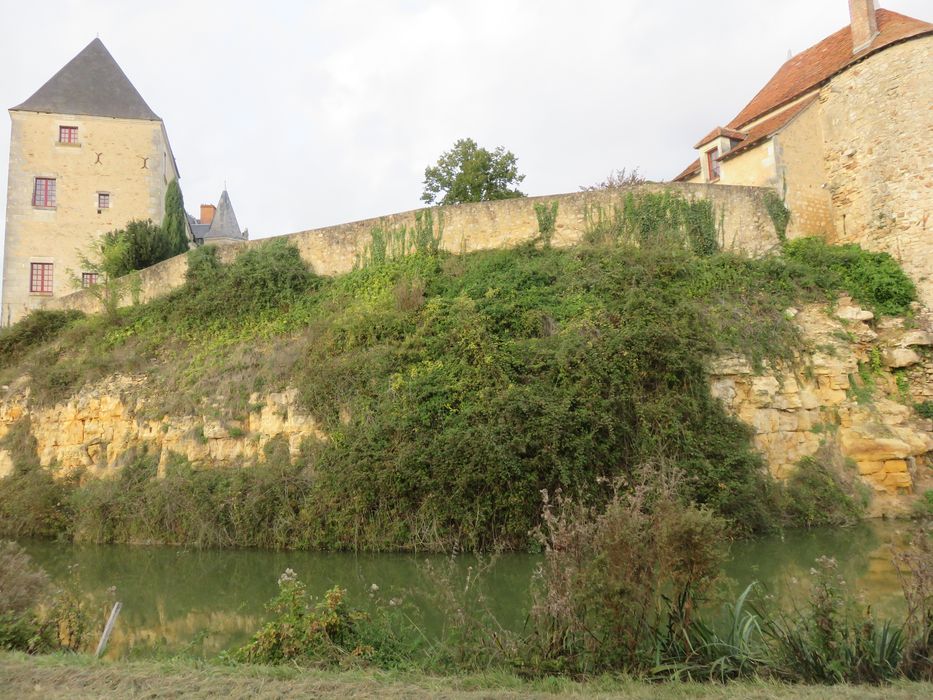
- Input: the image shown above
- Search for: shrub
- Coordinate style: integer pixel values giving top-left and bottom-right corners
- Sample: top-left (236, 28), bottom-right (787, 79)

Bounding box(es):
top-left (96, 219), bottom-right (177, 278)
top-left (0, 309), bottom-right (83, 371)
top-left (0, 419), bottom-right (75, 539)
top-left (915, 401), bottom-right (933, 420)
top-left (524, 470), bottom-right (727, 675)
top-left (780, 454), bottom-right (867, 529)
top-left (762, 556), bottom-right (904, 684)
top-left (892, 525), bottom-right (933, 680)
top-left (179, 239), bottom-right (318, 326)
top-left (233, 571), bottom-right (407, 667)
top-left (784, 238), bottom-right (916, 315)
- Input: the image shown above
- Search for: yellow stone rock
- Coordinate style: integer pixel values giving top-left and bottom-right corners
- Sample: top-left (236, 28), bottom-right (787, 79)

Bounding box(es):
top-left (883, 460), bottom-right (908, 474)
top-left (858, 461), bottom-right (885, 475)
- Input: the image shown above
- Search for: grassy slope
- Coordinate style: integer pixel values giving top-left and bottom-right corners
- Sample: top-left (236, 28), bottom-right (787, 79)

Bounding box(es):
top-left (0, 233), bottom-right (918, 550)
top-left (1, 653), bottom-right (929, 700)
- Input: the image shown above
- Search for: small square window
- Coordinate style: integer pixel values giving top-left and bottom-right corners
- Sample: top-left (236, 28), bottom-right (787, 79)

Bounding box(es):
top-left (30, 263), bottom-right (53, 294)
top-left (81, 272), bottom-right (99, 288)
top-left (98, 193), bottom-right (110, 209)
top-left (32, 178), bottom-right (56, 208)
top-left (59, 126), bottom-right (78, 144)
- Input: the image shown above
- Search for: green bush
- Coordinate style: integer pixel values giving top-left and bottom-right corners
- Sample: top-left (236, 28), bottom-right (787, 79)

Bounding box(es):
top-left (783, 238), bottom-right (916, 315)
top-left (914, 401), bottom-right (933, 420)
top-left (780, 455), bottom-right (867, 529)
top-left (0, 309), bottom-right (83, 371)
top-left (233, 573), bottom-right (408, 667)
top-left (97, 219), bottom-right (177, 278)
top-left (0, 419), bottom-right (75, 539)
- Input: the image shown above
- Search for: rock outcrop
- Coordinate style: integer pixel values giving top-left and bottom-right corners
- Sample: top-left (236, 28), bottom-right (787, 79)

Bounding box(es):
top-left (710, 298), bottom-right (933, 516)
top-left (0, 378), bottom-right (324, 479)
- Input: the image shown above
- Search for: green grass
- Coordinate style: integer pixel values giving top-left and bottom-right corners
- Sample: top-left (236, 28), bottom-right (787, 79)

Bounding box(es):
top-left (0, 652), bottom-right (929, 699)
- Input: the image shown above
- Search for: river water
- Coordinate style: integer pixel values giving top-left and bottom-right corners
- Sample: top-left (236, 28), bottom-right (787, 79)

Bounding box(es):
top-left (19, 521), bottom-right (913, 659)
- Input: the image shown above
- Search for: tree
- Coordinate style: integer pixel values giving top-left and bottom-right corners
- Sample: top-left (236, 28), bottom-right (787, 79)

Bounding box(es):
top-left (162, 179), bottom-right (189, 256)
top-left (95, 219), bottom-right (174, 279)
top-left (421, 138), bottom-right (526, 205)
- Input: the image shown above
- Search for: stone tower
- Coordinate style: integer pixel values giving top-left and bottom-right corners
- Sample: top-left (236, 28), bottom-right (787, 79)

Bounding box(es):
top-left (2, 38), bottom-right (180, 326)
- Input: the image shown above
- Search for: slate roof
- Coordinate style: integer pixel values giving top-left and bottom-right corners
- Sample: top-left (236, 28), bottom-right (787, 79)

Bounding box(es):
top-left (203, 190), bottom-right (246, 241)
top-left (11, 38), bottom-right (160, 121)
top-left (673, 8), bottom-right (932, 181)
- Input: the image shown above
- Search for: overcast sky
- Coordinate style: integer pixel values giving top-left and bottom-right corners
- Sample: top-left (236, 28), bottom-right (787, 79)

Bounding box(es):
top-left (1, 0), bottom-right (929, 251)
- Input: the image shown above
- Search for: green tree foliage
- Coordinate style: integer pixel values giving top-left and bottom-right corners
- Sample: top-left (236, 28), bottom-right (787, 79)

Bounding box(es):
top-left (94, 219), bottom-right (176, 279)
top-left (421, 138), bottom-right (525, 205)
top-left (162, 179), bottom-right (189, 256)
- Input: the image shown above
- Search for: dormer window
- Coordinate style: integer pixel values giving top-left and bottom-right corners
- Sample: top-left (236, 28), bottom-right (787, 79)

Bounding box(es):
top-left (706, 148), bottom-right (720, 181)
top-left (59, 126), bottom-right (78, 144)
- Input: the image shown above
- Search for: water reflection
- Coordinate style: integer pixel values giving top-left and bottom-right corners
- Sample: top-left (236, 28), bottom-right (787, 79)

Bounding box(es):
top-left (20, 520), bottom-right (910, 659)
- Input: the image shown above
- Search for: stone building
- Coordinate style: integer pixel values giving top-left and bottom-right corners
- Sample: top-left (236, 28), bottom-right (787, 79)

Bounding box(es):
top-left (187, 190), bottom-right (248, 246)
top-left (674, 1), bottom-right (932, 306)
top-left (1, 38), bottom-right (180, 326)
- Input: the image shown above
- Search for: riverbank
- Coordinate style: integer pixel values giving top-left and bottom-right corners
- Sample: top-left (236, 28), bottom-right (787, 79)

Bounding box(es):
top-left (1, 653), bottom-right (931, 699)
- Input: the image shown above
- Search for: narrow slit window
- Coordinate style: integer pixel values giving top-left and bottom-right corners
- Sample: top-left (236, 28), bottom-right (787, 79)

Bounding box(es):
top-left (30, 263), bottom-right (53, 294)
top-left (706, 148), bottom-right (721, 181)
top-left (33, 178), bottom-right (56, 208)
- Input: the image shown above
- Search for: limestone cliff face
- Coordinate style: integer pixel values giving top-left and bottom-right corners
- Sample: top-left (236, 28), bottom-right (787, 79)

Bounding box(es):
top-left (710, 298), bottom-right (933, 516)
top-left (0, 381), bottom-right (324, 479)
top-left (1, 298), bottom-right (931, 516)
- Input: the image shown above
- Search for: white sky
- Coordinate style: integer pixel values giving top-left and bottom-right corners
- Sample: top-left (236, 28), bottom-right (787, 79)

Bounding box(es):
top-left (0, 0), bottom-right (929, 253)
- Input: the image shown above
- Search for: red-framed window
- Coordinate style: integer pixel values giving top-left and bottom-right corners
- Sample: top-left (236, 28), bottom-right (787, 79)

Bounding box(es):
top-left (706, 148), bottom-right (720, 181)
top-left (97, 192), bottom-right (110, 209)
top-left (32, 178), bottom-right (56, 208)
top-left (81, 272), bottom-right (99, 288)
top-left (30, 263), bottom-right (53, 294)
top-left (59, 126), bottom-right (78, 144)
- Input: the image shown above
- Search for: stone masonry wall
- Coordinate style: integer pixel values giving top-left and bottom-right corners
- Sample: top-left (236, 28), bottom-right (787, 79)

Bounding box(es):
top-left (43, 183), bottom-right (780, 315)
top-left (817, 35), bottom-right (933, 308)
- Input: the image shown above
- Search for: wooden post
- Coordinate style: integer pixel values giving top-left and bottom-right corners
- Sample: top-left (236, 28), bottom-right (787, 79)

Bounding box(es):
top-left (94, 602), bottom-right (122, 658)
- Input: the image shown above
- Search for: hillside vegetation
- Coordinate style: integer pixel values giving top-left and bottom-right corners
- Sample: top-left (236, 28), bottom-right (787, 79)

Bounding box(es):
top-left (0, 193), bottom-right (918, 551)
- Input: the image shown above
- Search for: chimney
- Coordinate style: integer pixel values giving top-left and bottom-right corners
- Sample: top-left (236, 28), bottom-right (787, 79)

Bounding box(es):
top-left (199, 204), bottom-right (216, 225)
top-left (849, 0), bottom-right (879, 53)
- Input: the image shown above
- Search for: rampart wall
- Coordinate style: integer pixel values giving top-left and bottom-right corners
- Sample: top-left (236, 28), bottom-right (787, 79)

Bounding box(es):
top-left (44, 182), bottom-right (780, 314)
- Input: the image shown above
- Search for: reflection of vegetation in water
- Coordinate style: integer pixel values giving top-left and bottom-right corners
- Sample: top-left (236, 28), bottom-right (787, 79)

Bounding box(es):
top-left (18, 521), bottom-right (911, 660)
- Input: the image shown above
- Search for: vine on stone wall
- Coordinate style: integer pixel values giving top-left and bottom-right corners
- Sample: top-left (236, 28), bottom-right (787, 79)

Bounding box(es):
top-left (764, 190), bottom-right (791, 243)
top-left (356, 209), bottom-right (445, 269)
top-left (533, 201), bottom-right (559, 248)
top-left (583, 189), bottom-right (718, 256)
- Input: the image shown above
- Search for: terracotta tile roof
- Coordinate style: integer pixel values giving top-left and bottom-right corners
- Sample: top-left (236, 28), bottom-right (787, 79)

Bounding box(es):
top-left (673, 8), bottom-right (932, 181)
top-left (727, 9), bottom-right (931, 130)
top-left (693, 126), bottom-right (747, 149)
top-left (719, 94), bottom-right (819, 161)
top-left (673, 158), bottom-right (701, 182)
